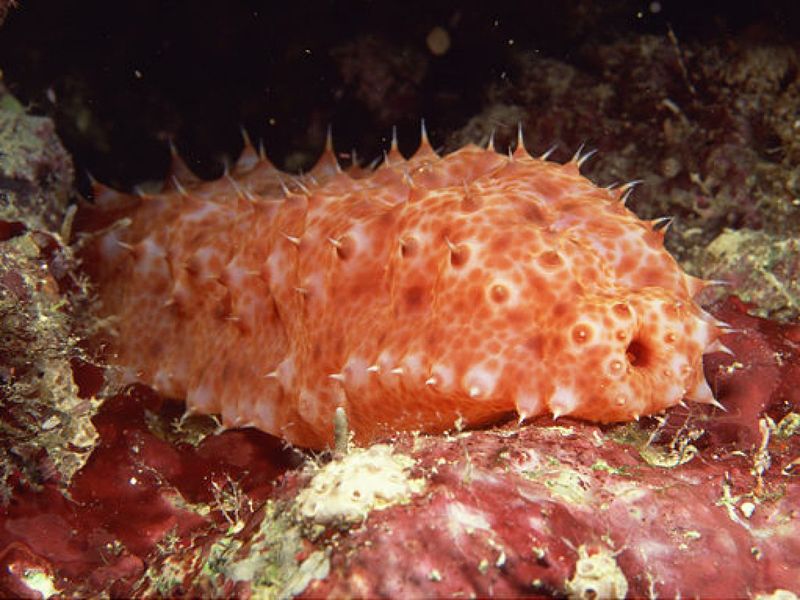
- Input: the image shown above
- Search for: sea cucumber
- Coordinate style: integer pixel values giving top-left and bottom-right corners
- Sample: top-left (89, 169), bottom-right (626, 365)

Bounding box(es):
top-left (77, 127), bottom-right (726, 448)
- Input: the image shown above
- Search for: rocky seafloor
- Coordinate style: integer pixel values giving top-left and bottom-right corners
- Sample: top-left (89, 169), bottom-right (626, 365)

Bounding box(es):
top-left (1, 1), bottom-right (800, 598)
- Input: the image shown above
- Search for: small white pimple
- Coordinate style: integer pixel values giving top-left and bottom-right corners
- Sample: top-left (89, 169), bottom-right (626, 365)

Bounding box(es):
top-left (469, 386), bottom-right (481, 398)
top-left (425, 376), bottom-right (437, 386)
top-left (430, 364), bottom-right (455, 391)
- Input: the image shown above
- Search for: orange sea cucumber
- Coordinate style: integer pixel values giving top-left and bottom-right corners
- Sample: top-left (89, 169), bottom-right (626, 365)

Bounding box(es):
top-left (78, 127), bottom-right (725, 449)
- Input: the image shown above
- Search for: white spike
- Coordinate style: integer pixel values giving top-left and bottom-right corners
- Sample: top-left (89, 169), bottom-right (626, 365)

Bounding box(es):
top-left (619, 179), bottom-right (643, 205)
top-left (706, 279), bottom-right (730, 288)
top-left (619, 179), bottom-right (643, 193)
top-left (515, 122), bottom-right (526, 154)
top-left (327, 237), bottom-right (342, 248)
top-left (390, 367), bottom-right (404, 376)
top-left (651, 216), bottom-right (674, 231)
top-left (276, 174), bottom-right (291, 197)
top-left (420, 119), bottom-right (429, 144)
top-left (240, 125), bottom-right (253, 148)
top-left (576, 148), bottom-right (597, 168)
top-left (366, 364), bottom-right (380, 373)
top-left (225, 173), bottom-right (247, 200)
top-left (540, 144), bottom-right (558, 161)
top-left (264, 370), bottom-right (278, 379)
top-left (281, 232), bottom-right (301, 246)
top-left (706, 339), bottom-right (735, 356)
top-left (325, 125), bottom-right (342, 174)
top-left (486, 129), bottom-right (496, 152)
top-left (292, 177), bottom-right (311, 195)
top-left (697, 307), bottom-right (726, 326)
top-left (328, 373), bottom-right (346, 383)
top-left (719, 326), bottom-right (743, 335)
top-left (686, 376), bottom-right (723, 409)
top-left (571, 143), bottom-right (586, 163)
top-left (171, 176), bottom-right (189, 197)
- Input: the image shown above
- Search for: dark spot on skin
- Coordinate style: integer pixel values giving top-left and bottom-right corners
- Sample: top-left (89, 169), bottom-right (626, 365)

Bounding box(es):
top-left (520, 202), bottom-right (547, 225)
top-left (461, 194), bottom-right (482, 212)
top-left (400, 237), bottom-right (418, 258)
top-left (404, 285), bottom-right (426, 310)
top-left (450, 244), bottom-right (470, 268)
top-left (552, 302), bottom-right (568, 318)
top-left (617, 254), bottom-right (637, 275)
top-left (639, 266), bottom-right (664, 287)
top-left (538, 250), bottom-right (563, 269)
top-left (626, 337), bottom-right (651, 367)
top-left (467, 285), bottom-right (484, 307)
top-left (489, 284), bottom-right (509, 303)
top-left (612, 303), bottom-right (631, 318)
top-left (148, 339), bottom-right (164, 358)
top-left (506, 309), bottom-right (526, 325)
top-left (336, 236), bottom-right (355, 260)
top-left (525, 335), bottom-right (543, 357)
top-left (490, 237), bottom-right (510, 253)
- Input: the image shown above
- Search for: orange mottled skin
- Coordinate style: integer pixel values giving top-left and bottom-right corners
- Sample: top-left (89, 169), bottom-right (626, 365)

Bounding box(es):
top-left (78, 131), bottom-right (723, 448)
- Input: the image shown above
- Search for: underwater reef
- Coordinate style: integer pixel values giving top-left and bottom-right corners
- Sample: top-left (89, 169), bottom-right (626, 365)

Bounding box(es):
top-left (1, 2), bottom-right (799, 598)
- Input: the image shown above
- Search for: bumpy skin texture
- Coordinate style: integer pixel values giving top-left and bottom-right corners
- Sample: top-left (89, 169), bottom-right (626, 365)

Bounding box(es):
top-left (78, 136), bottom-right (722, 448)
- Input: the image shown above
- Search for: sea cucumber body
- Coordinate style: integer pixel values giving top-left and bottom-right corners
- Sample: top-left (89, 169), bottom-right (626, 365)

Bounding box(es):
top-left (79, 139), bottom-right (721, 448)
